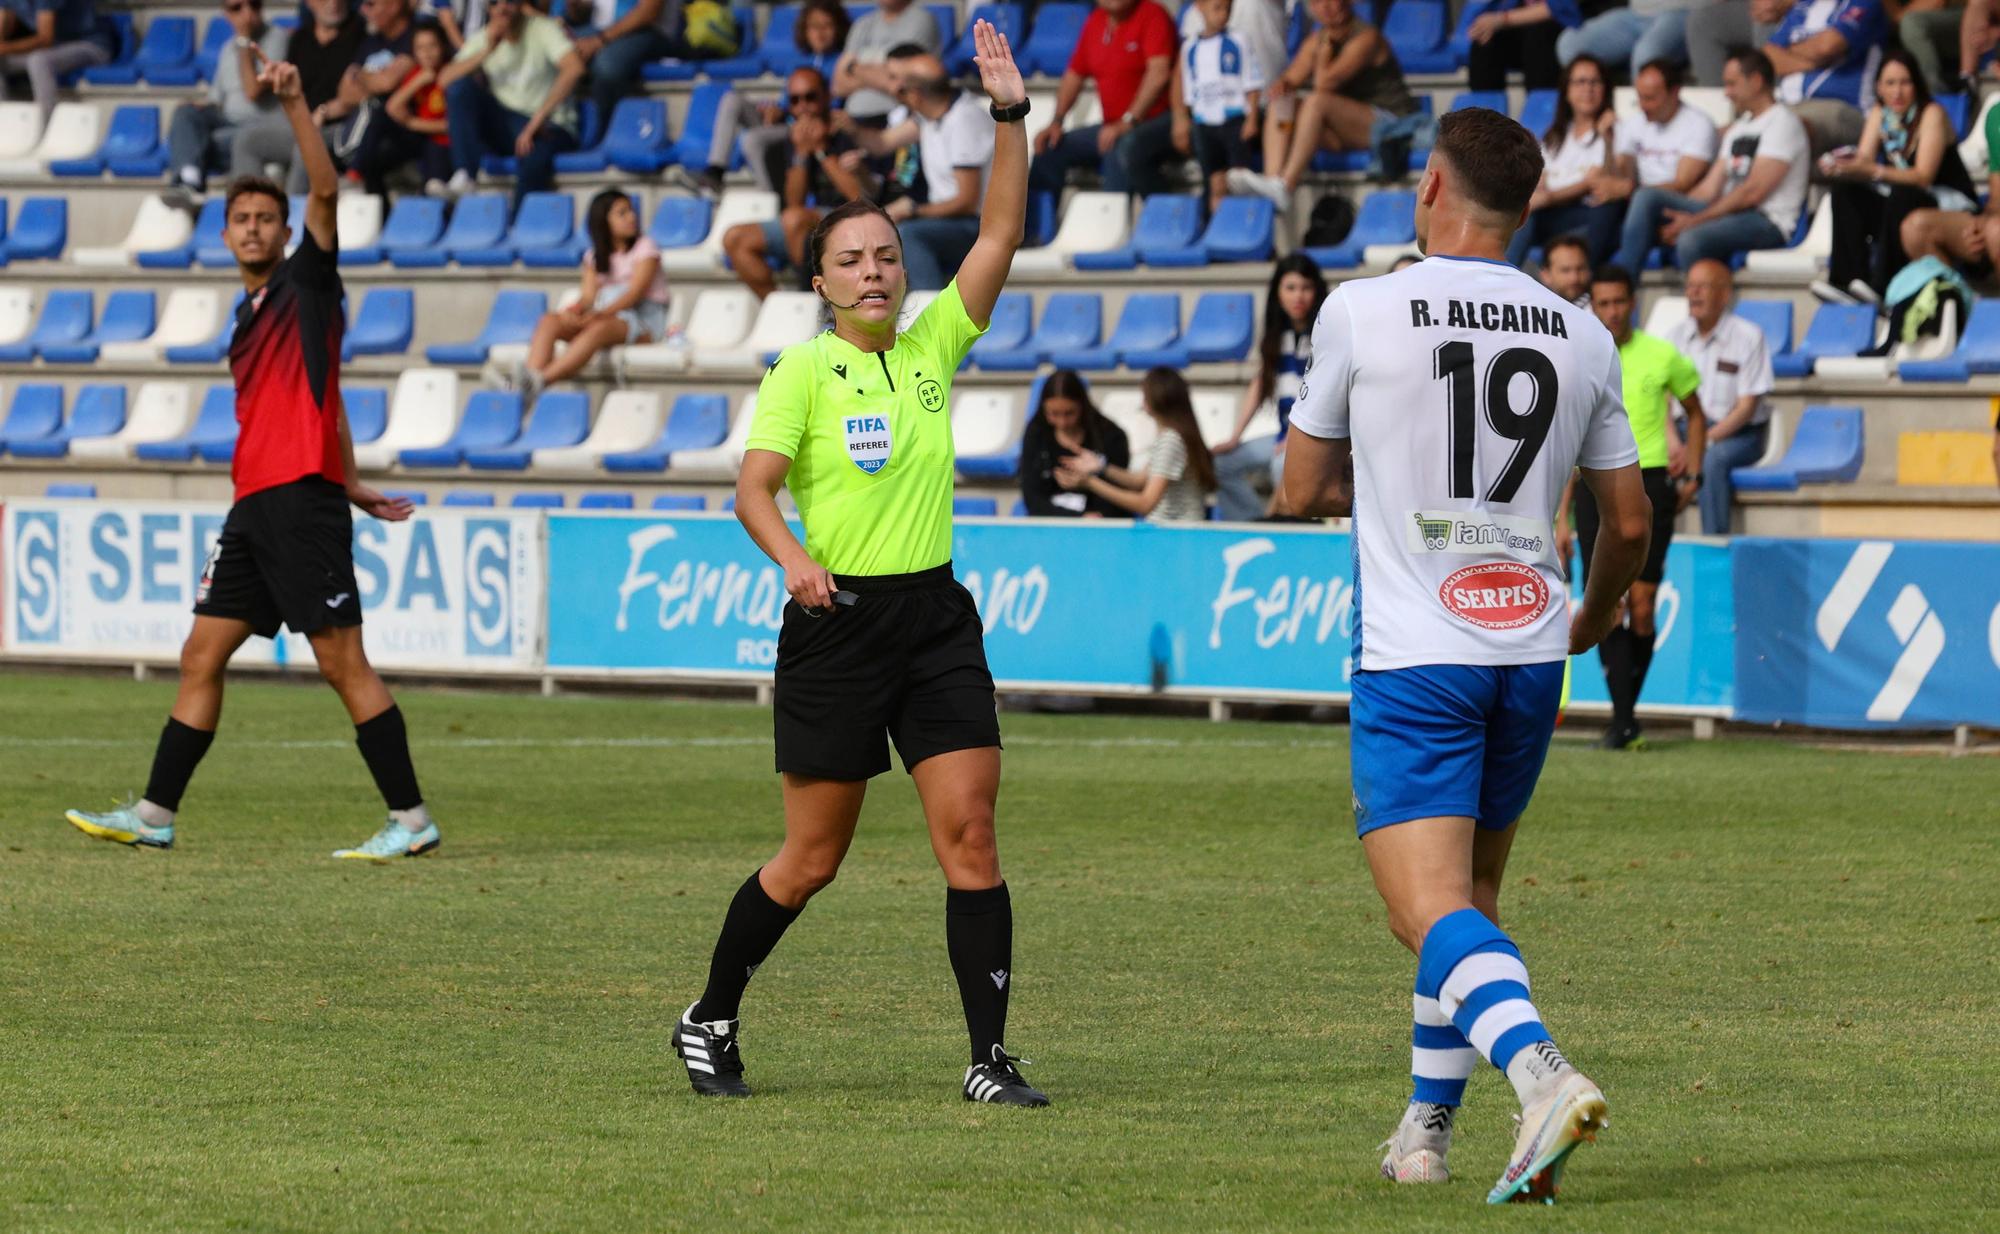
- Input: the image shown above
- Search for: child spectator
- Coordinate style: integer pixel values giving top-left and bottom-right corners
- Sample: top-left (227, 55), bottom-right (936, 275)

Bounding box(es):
top-left (1056, 367), bottom-right (1216, 522)
top-left (510, 189), bottom-right (669, 399)
top-left (1019, 370), bottom-right (1134, 517)
top-left (378, 19), bottom-right (452, 195)
top-left (1173, 0), bottom-right (1263, 213)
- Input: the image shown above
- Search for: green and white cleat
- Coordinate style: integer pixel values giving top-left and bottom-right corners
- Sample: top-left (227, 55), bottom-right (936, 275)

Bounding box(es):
top-left (332, 818), bottom-right (440, 862)
top-left (65, 802), bottom-right (173, 849)
top-left (1487, 1070), bottom-right (1608, 1205)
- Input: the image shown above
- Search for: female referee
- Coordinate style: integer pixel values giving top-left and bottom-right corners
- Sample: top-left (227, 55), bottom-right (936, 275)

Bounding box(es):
top-left (673, 20), bottom-right (1046, 1108)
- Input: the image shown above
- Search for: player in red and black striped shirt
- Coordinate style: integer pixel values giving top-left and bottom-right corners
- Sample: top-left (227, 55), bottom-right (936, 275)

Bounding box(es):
top-left (66, 51), bottom-right (440, 862)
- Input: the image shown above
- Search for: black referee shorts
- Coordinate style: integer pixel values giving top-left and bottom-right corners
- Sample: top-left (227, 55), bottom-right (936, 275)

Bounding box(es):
top-left (194, 477), bottom-right (362, 638)
top-left (773, 562), bottom-right (1001, 780)
top-left (1574, 466), bottom-right (1676, 587)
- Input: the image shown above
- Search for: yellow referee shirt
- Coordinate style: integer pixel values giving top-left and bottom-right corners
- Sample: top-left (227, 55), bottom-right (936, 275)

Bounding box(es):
top-left (1617, 330), bottom-right (1701, 470)
top-left (746, 281), bottom-right (986, 576)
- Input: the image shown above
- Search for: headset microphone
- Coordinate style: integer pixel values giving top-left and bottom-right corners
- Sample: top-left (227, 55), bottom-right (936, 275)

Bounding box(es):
top-left (818, 290), bottom-right (868, 311)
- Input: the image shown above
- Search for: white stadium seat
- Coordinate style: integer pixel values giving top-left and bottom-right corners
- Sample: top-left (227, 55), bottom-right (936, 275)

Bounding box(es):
top-left (951, 390), bottom-right (1020, 460)
top-left (680, 286), bottom-right (757, 354)
top-left (1744, 194), bottom-right (1832, 275)
top-left (701, 291), bottom-right (819, 373)
top-left (354, 368), bottom-right (461, 471)
top-left (0, 101), bottom-right (99, 175)
top-left (619, 292), bottom-right (697, 374)
top-left (667, 393), bottom-right (757, 480)
top-left (71, 381), bottom-right (192, 460)
top-left (1098, 390), bottom-right (1157, 456)
top-left (337, 192), bottom-right (384, 253)
top-left (0, 285), bottom-right (34, 349)
top-left (535, 389), bottom-right (667, 470)
top-left (1644, 294), bottom-right (1689, 338)
top-left (1012, 191), bottom-right (1129, 274)
top-left (74, 195), bottom-right (195, 268)
top-left (1192, 390), bottom-right (1238, 446)
top-left (488, 288), bottom-right (612, 380)
top-left (0, 101), bottom-right (41, 161)
top-left (659, 189), bottom-right (778, 273)
top-left (100, 287), bottom-right (224, 364)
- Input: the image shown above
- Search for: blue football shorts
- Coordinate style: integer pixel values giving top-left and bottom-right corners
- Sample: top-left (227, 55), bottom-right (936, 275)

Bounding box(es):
top-left (1348, 661), bottom-right (1566, 837)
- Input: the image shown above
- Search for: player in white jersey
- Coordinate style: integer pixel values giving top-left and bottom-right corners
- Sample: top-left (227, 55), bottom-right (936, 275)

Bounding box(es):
top-left (1283, 107), bottom-right (1655, 1205)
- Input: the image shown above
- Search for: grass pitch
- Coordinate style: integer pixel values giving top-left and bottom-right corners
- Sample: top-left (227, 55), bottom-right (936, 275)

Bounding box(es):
top-left (2, 670), bottom-right (1996, 1233)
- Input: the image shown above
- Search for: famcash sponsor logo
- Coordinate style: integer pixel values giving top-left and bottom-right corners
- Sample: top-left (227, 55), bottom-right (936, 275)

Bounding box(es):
top-left (1407, 511), bottom-right (1549, 556)
top-left (1439, 562), bottom-right (1550, 631)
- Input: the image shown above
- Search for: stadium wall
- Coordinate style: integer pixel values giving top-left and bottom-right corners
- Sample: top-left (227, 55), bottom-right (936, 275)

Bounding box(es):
top-left (4, 500), bottom-right (1996, 730)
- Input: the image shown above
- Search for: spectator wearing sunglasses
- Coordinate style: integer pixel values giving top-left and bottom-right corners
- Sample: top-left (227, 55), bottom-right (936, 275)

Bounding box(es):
top-left (722, 67), bottom-right (876, 299)
top-left (671, 0), bottom-right (851, 199)
top-left (0, 0), bottom-right (117, 122)
top-left (163, 0), bottom-right (292, 205)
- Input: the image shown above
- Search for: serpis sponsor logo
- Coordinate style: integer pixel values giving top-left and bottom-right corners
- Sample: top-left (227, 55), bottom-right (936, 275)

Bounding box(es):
top-left (1439, 561), bottom-right (1550, 630)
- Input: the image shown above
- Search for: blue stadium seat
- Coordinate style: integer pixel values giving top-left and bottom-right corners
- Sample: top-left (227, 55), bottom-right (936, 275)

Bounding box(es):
top-left (176, 16), bottom-right (234, 86)
top-left (137, 16), bottom-right (198, 81)
top-left (1448, 0), bottom-right (1500, 64)
top-left (1449, 90), bottom-right (1510, 115)
top-left (446, 194), bottom-right (528, 266)
top-left (77, 13), bottom-right (139, 84)
top-left (367, 197), bottom-right (448, 267)
top-left (166, 290), bottom-right (244, 363)
top-left (953, 496), bottom-right (998, 516)
top-left (603, 392), bottom-right (730, 471)
top-left (483, 101), bottom-right (600, 178)
top-left (650, 195), bottom-right (714, 250)
top-left (382, 193), bottom-right (474, 268)
top-left (1010, 499), bottom-right (1029, 516)
top-left (580, 97), bottom-right (672, 174)
top-left (669, 82), bottom-right (740, 169)
top-left (141, 196), bottom-right (222, 268)
top-left (8, 385), bottom-right (125, 459)
top-left (1025, 190), bottom-right (1057, 248)
top-left (1203, 196), bottom-right (1275, 263)
top-left (651, 493), bottom-right (707, 510)
top-left (0, 290), bottom-right (91, 363)
top-left (1021, 3), bottom-right (1086, 76)
top-left (0, 384), bottom-right (63, 455)
top-left (343, 288), bottom-right (415, 360)
top-left (344, 386), bottom-right (389, 442)
top-left (1518, 89), bottom-right (1558, 137)
top-left (136, 384), bottom-right (236, 462)
top-left (42, 290), bottom-right (155, 363)
top-left (700, 6), bottom-right (766, 78)
top-left (1384, 0), bottom-right (1453, 72)
top-left (386, 489), bottom-right (429, 505)
top-left (467, 391), bottom-right (589, 469)
top-left (980, 292), bottom-right (1098, 371)
top-left (425, 290), bottom-right (547, 364)
top-left (1900, 297), bottom-right (2000, 381)
top-left (1091, 194), bottom-right (1200, 270)
top-left (44, 482), bottom-right (97, 498)
top-left (946, 4), bottom-right (1023, 73)
top-left (1734, 298), bottom-right (1793, 358)
top-left (1124, 292), bottom-right (1253, 367)
top-left (1305, 190), bottom-right (1416, 269)
top-left (509, 492), bottom-right (566, 507)
top-left (1771, 303), bottom-right (1875, 377)
top-left (400, 391), bottom-right (525, 469)
top-left (441, 491), bottom-right (495, 506)
top-left (757, 4), bottom-right (804, 74)
top-left (579, 492), bottom-right (635, 509)
top-left (516, 192), bottom-right (585, 267)
top-left (1732, 405), bottom-right (1864, 492)
top-left (1938, 91), bottom-right (1969, 139)
top-left (928, 3), bottom-right (960, 46)
top-left (1047, 292), bottom-right (1178, 370)
top-left (196, 197), bottom-right (238, 266)
top-left (2, 198), bottom-right (65, 261)
top-left (50, 105), bottom-right (163, 178)
top-left (966, 293), bottom-right (1033, 369)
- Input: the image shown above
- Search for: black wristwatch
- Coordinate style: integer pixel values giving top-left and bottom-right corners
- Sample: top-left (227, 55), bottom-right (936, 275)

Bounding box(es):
top-left (989, 98), bottom-right (1031, 123)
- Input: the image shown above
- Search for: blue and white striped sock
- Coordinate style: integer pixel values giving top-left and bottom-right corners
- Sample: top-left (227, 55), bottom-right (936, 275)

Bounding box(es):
top-left (1410, 989), bottom-right (1478, 1110)
top-left (1417, 908), bottom-right (1572, 1108)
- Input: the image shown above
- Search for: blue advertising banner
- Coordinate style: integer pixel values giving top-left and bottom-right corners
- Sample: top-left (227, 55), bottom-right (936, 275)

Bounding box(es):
top-left (1564, 540), bottom-right (1736, 713)
top-left (1733, 538), bottom-right (2000, 730)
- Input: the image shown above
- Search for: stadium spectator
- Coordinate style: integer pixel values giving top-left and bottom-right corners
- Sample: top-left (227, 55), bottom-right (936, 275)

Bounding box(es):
top-left (1176, 0), bottom-right (1287, 192)
top-left (1685, 0), bottom-right (1779, 86)
top-left (674, 0), bottom-right (850, 198)
top-left (1898, 0), bottom-right (1963, 93)
top-left (1595, 59), bottom-right (1718, 205)
top-left (1556, 0), bottom-right (1699, 79)
top-left (337, 0), bottom-right (432, 196)
top-left (1505, 55), bottom-right (1622, 266)
top-left (229, 0), bottom-right (364, 192)
top-left (1541, 231), bottom-right (1595, 303)
top-left (510, 189), bottom-right (667, 398)
top-left (1955, 0), bottom-right (1999, 90)
top-left (1462, 0), bottom-right (1568, 93)
top-left (371, 19), bottom-right (452, 195)
top-left (1665, 258), bottom-right (1773, 533)
top-left (1213, 253), bottom-right (1325, 522)
top-left (1029, 0), bottom-right (1182, 198)
top-left (1172, 0), bottom-right (1264, 213)
top-left (0, 0), bottom-right (115, 122)
top-left (1019, 369), bottom-right (1134, 517)
top-left (437, 0), bottom-right (585, 208)
top-left (834, 0), bottom-right (941, 125)
top-left (418, 0), bottom-right (483, 48)
top-left (163, 0), bottom-right (292, 206)
top-left (1764, 0), bottom-right (1886, 154)
top-left (1227, 0), bottom-right (1417, 212)
top-left (722, 68), bottom-right (873, 299)
top-left (1055, 367), bottom-right (1215, 521)
top-left (1816, 49), bottom-right (1977, 301)
top-left (571, 0), bottom-right (690, 138)
top-left (846, 51), bottom-right (994, 290)
top-left (1613, 48), bottom-right (1808, 273)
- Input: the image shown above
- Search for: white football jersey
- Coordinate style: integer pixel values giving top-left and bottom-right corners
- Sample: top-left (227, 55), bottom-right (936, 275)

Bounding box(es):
top-left (1289, 255), bottom-right (1638, 671)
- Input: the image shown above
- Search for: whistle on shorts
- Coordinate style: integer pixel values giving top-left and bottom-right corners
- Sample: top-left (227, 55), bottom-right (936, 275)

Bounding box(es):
top-left (802, 590), bottom-right (860, 617)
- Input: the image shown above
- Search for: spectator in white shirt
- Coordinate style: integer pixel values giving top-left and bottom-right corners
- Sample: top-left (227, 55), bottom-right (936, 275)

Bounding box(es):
top-left (1664, 258), bottom-right (1775, 533)
top-left (1506, 55), bottom-right (1623, 267)
top-left (1592, 58), bottom-right (1718, 209)
top-left (1172, 0), bottom-right (1263, 213)
top-left (844, 50), bottom-right (994, 290)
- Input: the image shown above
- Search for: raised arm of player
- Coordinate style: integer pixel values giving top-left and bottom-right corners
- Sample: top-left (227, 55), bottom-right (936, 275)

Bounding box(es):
top-left (255, 48), bottom-right (338, 252)
top-left (1569, 463), bottom-right (1651, 654)
top-left (952, 20), bottom-right (1028, 329)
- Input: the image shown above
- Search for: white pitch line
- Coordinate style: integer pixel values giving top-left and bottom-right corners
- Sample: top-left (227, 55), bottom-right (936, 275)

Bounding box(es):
top-left (0, 734), bottom-right (1344, 752)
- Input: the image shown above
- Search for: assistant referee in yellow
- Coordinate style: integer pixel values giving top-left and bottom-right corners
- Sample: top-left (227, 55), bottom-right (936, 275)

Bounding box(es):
top-left (672, 21), bottom-right (1047, 1108)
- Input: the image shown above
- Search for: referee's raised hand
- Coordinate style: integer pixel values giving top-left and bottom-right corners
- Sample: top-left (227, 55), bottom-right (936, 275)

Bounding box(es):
top-left (971, 19), bottom-right (1025, 108)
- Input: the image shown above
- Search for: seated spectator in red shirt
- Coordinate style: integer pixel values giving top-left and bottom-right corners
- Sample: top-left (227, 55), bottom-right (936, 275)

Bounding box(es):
top-left (1029, 0), bottom-right (1186, 197)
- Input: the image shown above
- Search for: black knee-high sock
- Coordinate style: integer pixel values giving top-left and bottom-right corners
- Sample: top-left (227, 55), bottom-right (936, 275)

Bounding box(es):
top-left (144, 717), bottom-right (215, 811)
top-left (1631, 628), bottom-right (1659, 705)
top-left (1600, 626), bottom-right (1637, 729)
top-left (354, 706), bottom-right (423, 811)
top-left (692, 869), bottom-right (801, 1023)
top-left (946, 882), bottom-right (1012, 1064)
